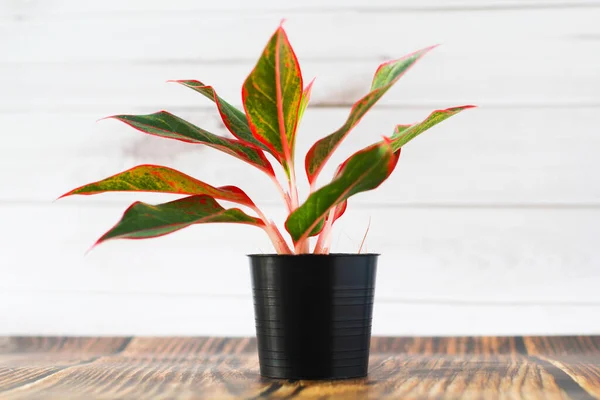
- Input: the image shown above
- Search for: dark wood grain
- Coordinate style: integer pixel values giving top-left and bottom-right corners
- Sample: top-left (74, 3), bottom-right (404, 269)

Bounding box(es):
top-left (525, 336), bottom-right (600, 399)
top-left (0, 336), bottom-right (598, 399)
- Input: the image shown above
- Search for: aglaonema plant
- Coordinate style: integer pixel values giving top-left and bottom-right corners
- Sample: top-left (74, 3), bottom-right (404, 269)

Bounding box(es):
top-left (60, 23), bottom-right (474, 255)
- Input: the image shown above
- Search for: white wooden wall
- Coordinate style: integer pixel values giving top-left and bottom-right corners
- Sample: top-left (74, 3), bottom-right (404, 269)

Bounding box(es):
top-left (2, 0), bottom-right (599, 336)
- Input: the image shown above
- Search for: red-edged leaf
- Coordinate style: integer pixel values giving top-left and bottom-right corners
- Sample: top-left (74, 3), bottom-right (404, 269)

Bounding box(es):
top-left (109, 111), bottom-right (274, 177)
top-left (298, 78), bottom-right (314, 123)
top-left (169, 80), bottom-right (271, 153)
top-left (242, 24), bottom-right (303, 174)
top-left (94, 195), bottom-right (264, 246)
top-left (365, 106), bottom-right (474, 156)
top-left (308, 199), bottom-right (347, 237)
top-left (59, 164), bottom-right (255, 207)
top-left (286, 141), bottom-right (398, 244)
top-left (393, 124), bottom-right (412, 139)
top-left (390, 105), bottom-right (475, 152)
top-left (304, 46), bottom-right (434, 185)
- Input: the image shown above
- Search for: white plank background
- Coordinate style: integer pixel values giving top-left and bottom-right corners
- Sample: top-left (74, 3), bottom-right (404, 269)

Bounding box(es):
top-left (1, 0), bottom-right (599, 336)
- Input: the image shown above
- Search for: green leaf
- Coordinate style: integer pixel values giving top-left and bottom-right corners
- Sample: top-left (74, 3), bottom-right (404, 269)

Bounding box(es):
top-left (242, 25), bottom-right (303, 173)
top-left (298, 78), bottom-right (314, 123)
top-left (59, 164), bottom-right (255, 207)
top-left (308, 200), bottom-right (347, 237)
top-left (286, 141), bottom-right (399, 244)
top-left (94, 195), bottom-right (264, 246)
top-left (109, 111), bottom-right (274, 177)
top-left (390, 105), bottom-right (475, 152)
top-left (304, 46), bottom-right (434, 185)
top-left (169, 80), bottom-right (271, 153)
top-left (393, 124), bottom-right (412, 138)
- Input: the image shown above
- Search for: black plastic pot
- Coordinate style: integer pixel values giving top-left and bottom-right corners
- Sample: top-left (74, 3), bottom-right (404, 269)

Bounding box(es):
top-left (249, 254), bottom-right (378, 380)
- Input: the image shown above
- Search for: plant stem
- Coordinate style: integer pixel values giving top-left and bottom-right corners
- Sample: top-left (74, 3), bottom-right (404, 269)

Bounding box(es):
top-left (270, 175), bottom-right (292, 213)
top-left (266, 222), bottom-right (293, 254)
top-left (288, 163), bottom-right (300, 211)
top-left (252, 206), bottom-right (292, 254)
top-left (287, 162), bottom-right (310, 254)
top-left (314, 208), bottom-right (336, 254)
top-left (357, 218), bottom-right (371, 254)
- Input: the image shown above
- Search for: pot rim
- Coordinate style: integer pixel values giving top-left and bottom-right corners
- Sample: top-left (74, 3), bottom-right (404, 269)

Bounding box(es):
top-left (247, 253), bottom-right (380, 258)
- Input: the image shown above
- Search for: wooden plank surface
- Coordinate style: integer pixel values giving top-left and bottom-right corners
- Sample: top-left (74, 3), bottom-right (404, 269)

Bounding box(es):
top-left (4, 42), bottom-right (599, 111)
top-left (3, 205), bottom-right (599, 300)
top-left (3, 107), bottom-right (599, 205)
top-left (525, 337), bottom-right (600, 398)
top-left (3, 0), bottom-right (598, 338)
top-left (3, 204), bottom-right (599, 337)
top-left (5, 9), bottom-right (600, 64)
top-left (0, 336), bottom-right (598, 399)
top-left (5, 0), bottom-right (600, 15)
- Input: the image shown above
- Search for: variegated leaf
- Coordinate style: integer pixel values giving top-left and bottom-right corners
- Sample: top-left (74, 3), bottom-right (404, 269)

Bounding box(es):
top-left (242, 25), bottom-right (303, 173)
top-left (390, 105), bottom-right (475, 152)
top-left (286, 141), bottom-right (399, 244)
top-left (59, 164), bottom-right (255, 207)
top-left (110, 111), bottom-right (274, 177)
top-left (94, 195), bottom-right (264, 246)
top-left (308, 199), bottom-right (347, 237)
top-left (304, 46), bottom-right (434, 185)
top-left (298, 78), bottom-right (314, 123)
top-left (169, 80), bottom-right (271, 153)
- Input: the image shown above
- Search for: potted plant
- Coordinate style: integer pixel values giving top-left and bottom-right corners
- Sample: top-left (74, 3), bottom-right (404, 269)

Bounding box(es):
top-left (60, 23), bottom-right (473, 380)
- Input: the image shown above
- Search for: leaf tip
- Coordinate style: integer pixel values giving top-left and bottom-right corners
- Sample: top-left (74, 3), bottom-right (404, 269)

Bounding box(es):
top-left (56, 191), bottom-right (72, 201)
top-left (96, 115), bottom-right (115, 123)
top-left (85, 238), bottom-right (103, 255)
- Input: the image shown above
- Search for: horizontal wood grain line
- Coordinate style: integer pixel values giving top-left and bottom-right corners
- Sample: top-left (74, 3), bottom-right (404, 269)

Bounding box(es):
top-left (3, 43), bottom-right (598, 66)
top-left (12, 200), bottom-right (600, 209)
top-left (2, 288), bottom-right (599, 307)
top-left (5, 107), bottom-right (598, 205)
top-left (4, 103), bottom-right (600, 114)
top-left (3, 206), bottom-right (597, 305)
top-left (4, 295), bottom-right (600, 336)
top-left (0, 337), bottom-right (132, 394)
top-left (3, 102), bottom-right (600, 114)
top-left (6, 10), bottom-right (599, 64)
top-left (529, 356), bottom-right (597, 400)
top-left (0, 337), bottom-right (597, 399)
top-left (5, 42), bottom-right (599, 108)
top-left (5, 1), bottom-right (600, 18)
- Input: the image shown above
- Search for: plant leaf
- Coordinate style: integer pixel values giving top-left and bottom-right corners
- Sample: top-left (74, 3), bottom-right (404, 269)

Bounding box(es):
top-left (393, 124), bottom-right (412, 139)
top-left (390, 105), bottom-right (476, 152)
top-left (298, 78), bottom-right (314, 123)
top-left (94, 195), bottom-right (264, 246)
top-left (304, 45), bottom-right (434, 185)
top-left (286, 141), bottom-right (399, 244)
top-left (59, 164), bottom-right (255, 207)
top-left (169, 80), bottom-right (271, 153)
top-left (242, 25), bottom-right (303, 173)
top-left (110, 111), bottom-right (274, 176)
top-left (308, 200), bottom-right (347, 237)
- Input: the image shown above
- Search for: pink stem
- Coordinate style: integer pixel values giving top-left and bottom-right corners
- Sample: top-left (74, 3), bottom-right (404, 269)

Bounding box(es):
top-left (252, 206), bottom-right (292, 254)
top-left (270, 175), bottom-right (292, 213)
top-left (357, 218), bottom-right (371, 254)
top-left (288, 165), bottom-right (300, 211)
top-left (314, 208), bottom-right (336, 254)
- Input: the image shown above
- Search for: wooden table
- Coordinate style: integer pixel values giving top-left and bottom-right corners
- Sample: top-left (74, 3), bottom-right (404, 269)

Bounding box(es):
top-left (1, 336), bottom-right (599, 399)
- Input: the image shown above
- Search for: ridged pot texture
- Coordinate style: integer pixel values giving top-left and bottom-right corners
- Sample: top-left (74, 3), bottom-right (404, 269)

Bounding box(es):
top-left (249, 254), bottom-right (378, 380)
